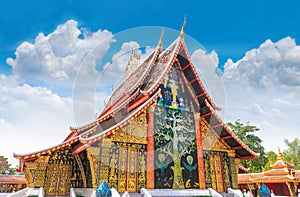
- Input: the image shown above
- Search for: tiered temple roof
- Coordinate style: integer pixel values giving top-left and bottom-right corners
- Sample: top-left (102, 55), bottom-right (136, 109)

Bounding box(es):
top-left (14, 28), bottom-right (258, 170)
top-left (239, 148), bottom-right (300, 184)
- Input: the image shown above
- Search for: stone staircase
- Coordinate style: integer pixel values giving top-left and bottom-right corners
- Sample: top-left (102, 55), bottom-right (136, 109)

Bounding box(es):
top-left (219, 192), bottom-right (234, 197)
top-left (120, 192), bottom-right (144, 197)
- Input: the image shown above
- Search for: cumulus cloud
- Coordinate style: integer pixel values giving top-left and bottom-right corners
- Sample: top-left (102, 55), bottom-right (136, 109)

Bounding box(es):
top-left (223, 37), bottom-right (300, 153)
top-left (223, 37), bottom-right (300, 88)
top-left (6, 20), bottom-right (114, 93)
top-left (191, 49), bottom-right (226, 117)
top-left (0, 76), bottom-right (73, 166)
top-left (1, 20), bottom-right (117, 165)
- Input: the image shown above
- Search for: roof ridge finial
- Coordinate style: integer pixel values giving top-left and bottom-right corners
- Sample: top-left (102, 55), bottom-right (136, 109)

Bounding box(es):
top-left (277, 146), bottom-right (284, 160)
top-left (158, 28), bottom-right (164, 50)
top-left (180, 15), bottom-right (186, 38)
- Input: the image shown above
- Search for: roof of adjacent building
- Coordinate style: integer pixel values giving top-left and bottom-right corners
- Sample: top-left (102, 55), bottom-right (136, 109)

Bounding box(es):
top-left (239, 148), bottom-right (299, 184)
top-left (0, 175), bottom-right (26, 184)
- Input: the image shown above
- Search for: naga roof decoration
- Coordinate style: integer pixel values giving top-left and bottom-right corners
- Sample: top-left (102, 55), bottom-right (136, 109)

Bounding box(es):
top-left (14, 29), bottom-right (258, 164)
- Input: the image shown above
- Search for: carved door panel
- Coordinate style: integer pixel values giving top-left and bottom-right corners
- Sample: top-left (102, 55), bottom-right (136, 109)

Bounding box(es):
top-left (117, 146), bottom-right (138, 192)
top-left (209, 154), bottom-right (225, 192)
top-left (45, 164), bottom-right (70, 196)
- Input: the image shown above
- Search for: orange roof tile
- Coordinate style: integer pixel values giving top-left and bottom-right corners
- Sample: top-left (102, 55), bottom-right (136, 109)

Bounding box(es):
top-left (0, 175), bottom-right (26, 183)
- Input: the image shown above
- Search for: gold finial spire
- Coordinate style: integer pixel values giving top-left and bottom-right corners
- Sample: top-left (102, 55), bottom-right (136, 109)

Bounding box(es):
top-left (158, 28), bottom-right (164, 50)
top-left (277, 146), bottom-right (284, 160)
top-left (125, 49), bottom-right (140, 78)
top-left (180, 15), bottom-right (186, 37)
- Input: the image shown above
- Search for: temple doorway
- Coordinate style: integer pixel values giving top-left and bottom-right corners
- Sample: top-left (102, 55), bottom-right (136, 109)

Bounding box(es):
top-left (45, 164), bottom-right (70, 196)
top-left (117, 146), bottom-right (139, 192)
top-left (209, 154), bottom-right (225, 192)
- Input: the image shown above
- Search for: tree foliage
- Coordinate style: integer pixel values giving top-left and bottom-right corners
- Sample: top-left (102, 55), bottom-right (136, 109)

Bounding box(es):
top-left (0, 156), bottom-right (10, 174)
top-left (263, 151), bottom-right (277, 171)
top-left (283, 138), bottom-right (300, 170)
top-left (227, 119), bottom-right (268, 172)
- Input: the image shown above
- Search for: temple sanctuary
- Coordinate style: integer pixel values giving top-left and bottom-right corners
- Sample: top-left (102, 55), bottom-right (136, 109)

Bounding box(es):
top-left (14, 21), bottom-right (257, 196)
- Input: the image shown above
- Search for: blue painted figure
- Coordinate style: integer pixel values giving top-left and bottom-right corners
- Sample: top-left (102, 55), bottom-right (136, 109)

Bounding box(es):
top-left (258, 183), bottom-right (271, 197)
top-left (96, 180), bottom-right (112, 197)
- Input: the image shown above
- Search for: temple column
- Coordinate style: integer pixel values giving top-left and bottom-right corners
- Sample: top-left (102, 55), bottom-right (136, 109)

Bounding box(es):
top-left (86, 147), bottom-right (100, 190)
top-left (146, 104), bottom-right (155, 189)
top-left (194, 113), bottom-right (206, 189)
top-left (228, 151), bottom-right (239, 189)
top-left (286, 182), bottom-right (296, 196)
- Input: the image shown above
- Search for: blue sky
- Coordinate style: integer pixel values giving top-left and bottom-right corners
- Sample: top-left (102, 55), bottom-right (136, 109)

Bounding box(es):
top-left (1, 0), bottom-right (300, 166)
top-left (2, 0), bottom-right (300, 73)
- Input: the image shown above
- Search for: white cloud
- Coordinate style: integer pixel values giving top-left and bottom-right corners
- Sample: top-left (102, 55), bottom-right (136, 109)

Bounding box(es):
top-left (223, 37), bottom-right (300, 154)
top-left (224, 37), bottom-right (300, 88)
top-left (191, 49), bottom-right (226, 119)
top-left (102, 41), bottom-right (141, 82)
top-left (1, 20), bottom-right (117, 166)
top-left (248, 103), bottom-right (282, 117)
top-left (6, 20), bottom-right (114, 93)
top-left (273, 98), bottom-right (291, 106)
top-left (255, 120), bottom-right (286, 152)
top-left (0, 77), bottom-right (73, 166)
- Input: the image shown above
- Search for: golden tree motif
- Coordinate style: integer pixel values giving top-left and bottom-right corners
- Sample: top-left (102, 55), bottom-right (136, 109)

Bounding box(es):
top-left (155, 107), bottom-right (196, 189)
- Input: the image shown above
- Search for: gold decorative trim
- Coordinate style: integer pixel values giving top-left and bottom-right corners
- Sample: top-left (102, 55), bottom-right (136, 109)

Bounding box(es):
top-left (194, 112), bottom-right (200, 120)
top-left (86, 147), bottom-right (99, 190)
top-left (23, 162), bottom-right (36, 188)
top-left (180, 15), bottom-right (186, 38)
top-left (74, 154), bottom-right (87, 188)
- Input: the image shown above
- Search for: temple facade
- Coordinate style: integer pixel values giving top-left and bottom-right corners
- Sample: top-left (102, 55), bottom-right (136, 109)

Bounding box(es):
top-left (14, 24), bottom-right (257, 196)
top-left (238, 148), bottom-right (300, 196)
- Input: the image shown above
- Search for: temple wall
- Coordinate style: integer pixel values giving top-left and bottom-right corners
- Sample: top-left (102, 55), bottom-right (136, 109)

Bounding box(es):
top-left (22, 148), bottom-right (90, 196)
top-left (201, 117), bottom-right (238, 191)
top-left (86, 112), bottom-right (147, 192)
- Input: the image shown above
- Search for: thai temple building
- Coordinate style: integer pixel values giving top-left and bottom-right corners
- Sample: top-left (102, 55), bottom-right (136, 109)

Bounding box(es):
top-left (14, 22), bottom-right (258, 196)
top-left (238, 148), bottom-right (300, 196)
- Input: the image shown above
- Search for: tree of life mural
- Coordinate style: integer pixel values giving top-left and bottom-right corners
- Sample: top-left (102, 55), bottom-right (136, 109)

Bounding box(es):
top-left (154, 105), bottom-right (198, 189)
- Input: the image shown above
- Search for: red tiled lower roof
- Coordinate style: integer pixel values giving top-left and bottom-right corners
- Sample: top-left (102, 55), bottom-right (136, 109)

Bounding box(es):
top-left (0, 175), bottom-right (26, 183)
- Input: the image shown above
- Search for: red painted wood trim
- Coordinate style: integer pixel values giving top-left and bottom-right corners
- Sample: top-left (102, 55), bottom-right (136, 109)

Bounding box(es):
top-left (232, 146), bottom-right (243, 150)
top-left (63, 131), bottom-right (78, 142)
top-left (181, 63), bottom-right (191, 71)
top-left (189, 78), bottom-right (197, 84)
top-left (221, 135), bottom-right (233, 140)
top-left (128, 93), bottom-right (150, 112)
top-left (146, 108), bottom-right (155, 189)
top-left (195, 116), bottom-right (206, 189)
top-left (100, 93), bottom-right (130, 117)
top-left (221, 135), bottom-right (232, 140)
top-left (201, 112), bottom-right (212, 118)
top-left (72, 143), bottom-right (90, 155)
top-left (196, 93), bottom-right (205, 99)
top-left (211, 123), bottom-right (223, 129)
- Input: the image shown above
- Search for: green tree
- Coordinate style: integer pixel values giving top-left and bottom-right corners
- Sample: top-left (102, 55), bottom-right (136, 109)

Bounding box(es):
top-left (0, 156), bottom-right (10, 174)
top-left (227, 120), bottom-right (268, 172)
top-left (283, 138), bottom-right (300, 170)
top-left (263, 151), bottom-right (277, 171)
